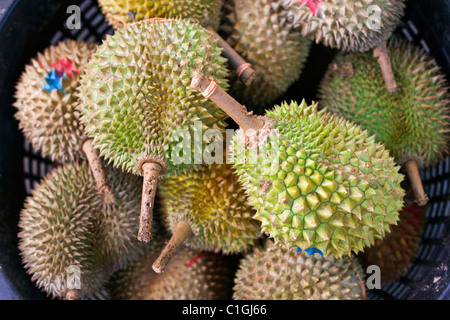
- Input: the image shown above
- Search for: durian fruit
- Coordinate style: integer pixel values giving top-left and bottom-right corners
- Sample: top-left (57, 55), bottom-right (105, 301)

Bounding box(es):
top-left (319, 38), bottom-right (450, 206)
top-left (98, 1), bottom-right (256, 84)
top-left (18, 162), bottom-right (147, 299)
top-left (282, 0), bottom-right (406, 92)
top-left (107, 236), bottom-right (234, 300)
top-left (228, 0), bottom-right (311, 111)
top-left (191, 73), bottom-right (405, 258)
top-left (77, 18), bottom-right (230, 243)
top-left (359, 203), bottom-right (425, 284)
top-left (98, 0), bottom-right (223, 30)
top-left (233, 241), bottom-right (366, 300)
top-left (13, 40), bottom-right (111, 194)
top-left (152, 162), bottom-right (261, 273)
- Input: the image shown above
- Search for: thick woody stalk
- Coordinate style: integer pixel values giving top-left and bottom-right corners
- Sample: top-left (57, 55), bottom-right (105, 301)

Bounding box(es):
top-left (152, 221), bottom-right (193, 274)
top-left (191, 73), bottom-right (264, 132)
top-left (82, 139), bottom-right (111, 194)
top-left (205, 26), bottom-right (256, 85)
top-left (373, 42), bottom-right (398, 93)
top-left (138, 162), bottom-right (162, 242)
top-left (404, 160), bottom-right (429, 206)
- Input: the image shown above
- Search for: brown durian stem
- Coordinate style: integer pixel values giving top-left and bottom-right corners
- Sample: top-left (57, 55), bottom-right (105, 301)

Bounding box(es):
top-left (351, 256), bottom-right (367, 300)
top-left (138, 162), bottom-right (162, 242)
top-left (404, 160), bottom-right (429, 206)
top-left (65, 289), bottom-right (81, 300)
top-left (205, 26), bottom-right (256, 86)
top-left (191, 73), bottom-right (264, 132)
top-left (82, 139), bottom-right (111, 194)
top-left (152, 221), bottom-right (193, 274)
top-left (373, 42), bottom-right (398, 93)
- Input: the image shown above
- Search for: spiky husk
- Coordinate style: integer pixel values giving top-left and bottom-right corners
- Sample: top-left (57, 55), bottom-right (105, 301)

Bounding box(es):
top-left (107, 237), bottom-right (234, 300)
top-left (18, 163), bottom-right (106, 299)
top-left (218, 0), bottom-right (236, 39)
top-left (77, 19), bottom-right (229, 176)
top-left (319, 38), bottom-right (450, 168)
top-left (229, 100), bottom-right (405, 258)
top-left (13, 40), bottom-right (96, 164)
top-left (18, 162), bottom-right (148, 299)
top-left (282, 0), bottom-right (405, 52)
top-left (228, 0), bottom-right (311, 111)
top-left (359, 203), bottom-right (424, 284)
top-left (233, 241), bottom-right (365, 299)
top-left (158, 163), bottom-right (261, 253)
top-left (98, 0), bottom-right (223, 30)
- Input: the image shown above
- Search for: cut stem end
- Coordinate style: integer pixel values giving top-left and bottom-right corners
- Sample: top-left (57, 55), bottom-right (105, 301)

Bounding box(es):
top-left (206, 26), bottom-right (256, 85)
top-left (152, 221), bottom-right (193, 274)
top-left (137, 162), bottom-right (162, 242)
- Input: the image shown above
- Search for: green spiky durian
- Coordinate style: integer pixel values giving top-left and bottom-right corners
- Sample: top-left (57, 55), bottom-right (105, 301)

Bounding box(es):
top-left (107, 237), bottom-right (234, 300)
top-left (158, 163), bottom-right (261, 253)
top-left (281, 0), bottom-right (405, 52)
top-left (319, 38), bottom-right (450, 169)
top-left (77, 18), bottom-right (229, 177)
top-left (228, 100), bottom-right (405, 258)
top-left (359, 203), bottom-right (424, 284)
top-left (18, 162), bottom-right (147, 299)
top-left (233, 241), bottom-right (365, 300)
top-left (13, 40), bottom-right (96, 164)
top-left (228, 0), bottom-right (311, 110)
top-left (98, 0), bottom-right (223, 30)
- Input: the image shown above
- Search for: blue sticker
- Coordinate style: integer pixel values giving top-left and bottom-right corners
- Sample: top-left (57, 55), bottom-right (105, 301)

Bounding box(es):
top-left (296, 247), bottom-right (323, 256)
top-left (42, 69), bottom-right (65, 93)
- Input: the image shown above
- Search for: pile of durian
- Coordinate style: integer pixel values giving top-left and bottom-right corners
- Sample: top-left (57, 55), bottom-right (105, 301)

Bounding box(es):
top-left (13, 0), bottom-right (449, 300)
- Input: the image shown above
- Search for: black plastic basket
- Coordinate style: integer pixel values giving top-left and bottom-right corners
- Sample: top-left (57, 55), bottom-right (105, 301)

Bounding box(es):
top-left (0, 0), bottom-right (448, 300)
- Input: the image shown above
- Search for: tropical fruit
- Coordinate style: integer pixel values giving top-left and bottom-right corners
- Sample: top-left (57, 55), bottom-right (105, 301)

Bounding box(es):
top-left (107, 236), bottom-right (234, 300)
top-left (282, 0), bottom-right (407, 92)
top-left (18, 162), bottom-right (147, 299)
top-left (228, 0), bottom-right (311, 111)
top-left (13, 40), bottom-right (111, 194)
top-left (152, 163), bottom-right (261, 273)
top-left (233, 241), bottom-right (366, 299)
top-left (98, 0), bottom-right (223, 30)
top-left (77, 18), bottom-right (230, 242)
top-left (191, 73), bottom-right (405, 258)
top-left (319, 38), bottom-right (450, 206)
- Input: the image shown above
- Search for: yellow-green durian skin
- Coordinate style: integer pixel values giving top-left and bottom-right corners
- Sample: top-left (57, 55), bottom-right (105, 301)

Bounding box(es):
top-left (77, 19), bottom-right (229, 176)
top-left (233, 242), bottom-right (365, 300)
top-left (282, 0), bottom-right (405, 52)
top-left (18, 162), bottom-right (147, 299)
top-left (13, 40), bottom-right (96, 164)
top-left (319, 38), bottom-right (450, 168)
top-left (229, 100), bottom-right (405, 258)
top-left (98, 0), bottom-right (223, 30)
top-left (158, 163), bottom-right (261, 253)
top-left (229, 0), bottom-right (311, 110)
top-left (107, 237), bottom-right (234, 300)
